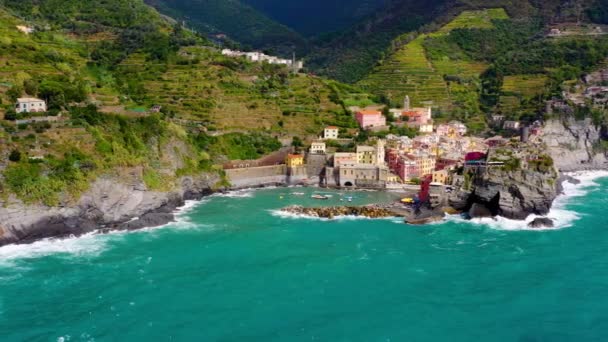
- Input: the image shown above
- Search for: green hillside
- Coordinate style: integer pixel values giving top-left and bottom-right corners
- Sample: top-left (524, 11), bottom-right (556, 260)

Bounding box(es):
top-left (358, 5), bottom-right (608, 132)
top-left (0, 1), bottom-right (369, 206)
top-left (359, 9), bottom-right (508, 111)
top-left (144, 0), bottom-right (306, 55)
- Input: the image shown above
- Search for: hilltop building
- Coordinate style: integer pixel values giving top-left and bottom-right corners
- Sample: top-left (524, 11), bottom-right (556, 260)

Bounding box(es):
top-left (323, 126), bottom-right (339, 140)
top-left (355, 110), bottom-right (386, 129)
top-left (221, 49), bottom-right (304, 71)
top-left (15, 98), bottom-right (46, 113)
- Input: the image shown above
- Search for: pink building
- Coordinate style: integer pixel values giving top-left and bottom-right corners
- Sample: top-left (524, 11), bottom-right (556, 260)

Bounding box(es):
top-left (333, 152), bottom-right (357, 167)
top-left (356, 110), bottom-right (386, 129)
top-left (397, 157), bottom-right (420, 181)
top-left (386, 149), bottom-right (420, 181)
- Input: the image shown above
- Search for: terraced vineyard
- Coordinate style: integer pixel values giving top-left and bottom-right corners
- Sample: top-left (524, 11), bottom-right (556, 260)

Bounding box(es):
top-left (117, 48), bottom-right (356, 136)
top-left (359, 8), bottom-right (508, 111)
top-left (0, 9), bottom-right (87, 106)
top-left (499, 75), bottom-right (548, 112)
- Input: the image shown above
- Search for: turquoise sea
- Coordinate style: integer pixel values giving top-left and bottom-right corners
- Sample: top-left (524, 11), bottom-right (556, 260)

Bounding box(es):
top-left (1, 173), bottom-right (608, 341)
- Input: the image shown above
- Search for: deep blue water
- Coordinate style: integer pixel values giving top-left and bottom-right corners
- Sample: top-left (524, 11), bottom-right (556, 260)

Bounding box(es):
top-left (1, 175), bottom-right (608, 341)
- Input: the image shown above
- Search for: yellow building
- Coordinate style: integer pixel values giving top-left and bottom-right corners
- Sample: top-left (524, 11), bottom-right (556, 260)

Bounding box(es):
top-left (415, 157), bottom-right (436, 177)
top-left (432, 169), bottom-right (450, 185)
top-left (286, 154), bottom-right (304, 167)
top-left (356, 146), bottom-right (376, 165)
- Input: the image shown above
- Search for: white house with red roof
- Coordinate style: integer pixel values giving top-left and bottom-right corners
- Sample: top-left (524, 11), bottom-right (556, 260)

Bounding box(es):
top-left (323, 126), bottom-right (339, 139)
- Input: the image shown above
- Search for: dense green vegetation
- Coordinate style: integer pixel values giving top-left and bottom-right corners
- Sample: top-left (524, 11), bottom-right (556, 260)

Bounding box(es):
top-left (241, 0), bottom-right (387, 36)
top-left (587, 0), bottom-right (608, 24)
top-left (145, 0), bottom-right (305, 55)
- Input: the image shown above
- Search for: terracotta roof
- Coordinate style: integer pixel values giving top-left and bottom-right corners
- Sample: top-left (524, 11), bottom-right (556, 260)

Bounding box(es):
top-left (287, 154), bottom-right (303, 159)
top-left (325, 126), bottom-right (338, 129)
top-left (357, 110), bottom-right (381, 115)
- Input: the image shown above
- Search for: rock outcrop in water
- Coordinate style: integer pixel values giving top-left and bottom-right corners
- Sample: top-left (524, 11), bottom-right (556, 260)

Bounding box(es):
top-left (449, 167), bottom-right (559, 221)
top-left (281, 205), bottom-right (398, 219)
top-left (528, 217), bottom-right (554, 229)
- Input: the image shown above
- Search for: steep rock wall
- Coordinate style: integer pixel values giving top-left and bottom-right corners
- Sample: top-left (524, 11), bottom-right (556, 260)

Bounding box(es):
top-left (544, 118), bottom-right (608, 172)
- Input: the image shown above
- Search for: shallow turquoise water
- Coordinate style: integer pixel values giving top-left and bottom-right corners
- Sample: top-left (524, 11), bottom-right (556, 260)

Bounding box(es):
top-left (1, 178), bottom-right (608, 341)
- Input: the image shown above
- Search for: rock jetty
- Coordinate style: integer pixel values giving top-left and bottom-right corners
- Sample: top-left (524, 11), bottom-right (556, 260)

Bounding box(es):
top-left (281, 205), bottom-right (399, 219)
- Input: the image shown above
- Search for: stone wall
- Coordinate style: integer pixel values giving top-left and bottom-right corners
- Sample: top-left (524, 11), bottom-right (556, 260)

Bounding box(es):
top-left (225, 165), bottom-right (287, 188)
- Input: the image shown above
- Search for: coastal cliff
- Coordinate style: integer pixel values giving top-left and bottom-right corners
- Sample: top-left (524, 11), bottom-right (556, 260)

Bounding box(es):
top-left (0, 173), bottom-right (220, 247)
top-left (449, 168), bottom-right (558, 220)
top-left (544, 118), bottom-right (608, 172)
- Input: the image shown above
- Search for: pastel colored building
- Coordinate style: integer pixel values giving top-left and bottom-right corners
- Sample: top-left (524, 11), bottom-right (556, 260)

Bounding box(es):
top-left (432, 169), bottom-right (450, 185)
top-left (333, 152), bottom-right (357, 167)
top-left (419, 124), bottom-right (434, 134)
top-left (286, 154), bottom-right (304, 167)
top-left (503, 121), bottom-right (521, 130)
top-left (356, 145), bottom-right (376, 164)
top-left (323, 126), bottom-right (339, 139)
top-left (15, 98), bottom-right (46, 113)
top-left (310, 141), bottom-right (326, 154)
top-left (355, 110), bottom-right (386, 129)
top-left (414, 156), bottom-right (436, 177)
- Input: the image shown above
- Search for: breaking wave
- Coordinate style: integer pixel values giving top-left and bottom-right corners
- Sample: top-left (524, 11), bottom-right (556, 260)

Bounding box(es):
top-left (448, 170), bottom-right (608, 231)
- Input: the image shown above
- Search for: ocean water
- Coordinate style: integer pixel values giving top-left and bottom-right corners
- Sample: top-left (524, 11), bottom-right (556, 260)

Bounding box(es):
top-left (1, 174), bottom-right (608, 341)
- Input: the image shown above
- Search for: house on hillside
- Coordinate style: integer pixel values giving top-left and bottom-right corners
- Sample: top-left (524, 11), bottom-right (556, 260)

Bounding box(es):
top-left (503, 121), bottom-right (521, 130)
top-left (323, 126), bottom-right (339, 140)
top-left (355, 110), bottom-right (386, 129)
top-left (15, 98), bottom-right (46, 113)
top-left (310, 141), bottom-right (326, 154)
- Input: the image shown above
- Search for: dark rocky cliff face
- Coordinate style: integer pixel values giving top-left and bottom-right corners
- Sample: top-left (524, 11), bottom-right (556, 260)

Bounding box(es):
top-left (0, 174), bottom-right (220, 247)
top-left (449, 168), bottom-right (558, 220)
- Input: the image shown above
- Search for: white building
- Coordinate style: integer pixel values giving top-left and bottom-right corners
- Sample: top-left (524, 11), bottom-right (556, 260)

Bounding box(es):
top-left (323, 126), bottom-right (339, 140)
top-left (503, 121), bottom-right (521, 130)
top-left (15, 98), bottom-right (46, 113)
top-left (419, 124), bottom-right (434, 134)
top-left (221, 49), bottom-right (304, 71)
top-left (310, 141), bottom-right (326, 154)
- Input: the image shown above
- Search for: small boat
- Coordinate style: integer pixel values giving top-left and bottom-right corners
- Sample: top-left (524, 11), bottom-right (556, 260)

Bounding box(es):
top-left (292, 192), bottom-right (305, 196)
top-left (347, 197), bottom-right (353, 202)
top-left (311, 194), bottom-right (329, 200)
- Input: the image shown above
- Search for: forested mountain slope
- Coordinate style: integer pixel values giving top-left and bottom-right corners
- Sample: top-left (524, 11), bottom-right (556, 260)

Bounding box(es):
top-left (0, 0), bottom-right (370, 206)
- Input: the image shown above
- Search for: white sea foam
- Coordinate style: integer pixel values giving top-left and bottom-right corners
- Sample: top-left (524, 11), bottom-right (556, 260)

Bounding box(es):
top-left (0, 232), bottom-right (110, 268)
top-left (212, 189), bottom-right (255, 198)
top-left (448, 170), bottom-right (608, 231)
top-left (268, 209), bottom-right (401, 223)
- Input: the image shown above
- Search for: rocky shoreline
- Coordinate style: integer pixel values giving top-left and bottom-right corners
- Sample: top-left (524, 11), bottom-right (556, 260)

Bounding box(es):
top-left (0, 119), bottom-right (606, 248)
top-left (0, 176), bottom-right (291, 248)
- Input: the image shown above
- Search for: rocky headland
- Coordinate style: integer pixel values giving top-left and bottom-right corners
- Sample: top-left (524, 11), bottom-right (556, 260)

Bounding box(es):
top-left (0, 174), bottom-right (220, 247)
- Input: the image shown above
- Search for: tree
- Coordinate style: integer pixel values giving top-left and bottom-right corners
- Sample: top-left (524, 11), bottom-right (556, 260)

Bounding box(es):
top-left (24, 78), bottom-right (39, 96)
top-left (9, 149), bottom-right (22, 162)
top-left (6, 85), bottom-right (23, 102)
top-left (291, 136), bottom-right (303, 148)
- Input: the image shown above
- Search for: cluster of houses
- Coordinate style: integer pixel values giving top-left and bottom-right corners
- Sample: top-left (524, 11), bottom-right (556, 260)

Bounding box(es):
top-left (221, 49), bottom-right (304, 71)
top-left (278, 91), bottom-right (550, 189)
top-left (354, 96), bottom-right (435, 133)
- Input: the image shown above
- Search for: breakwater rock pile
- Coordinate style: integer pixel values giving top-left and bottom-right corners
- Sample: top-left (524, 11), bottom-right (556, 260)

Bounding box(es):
top-left (281, 205), bottom-right (399, 219)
